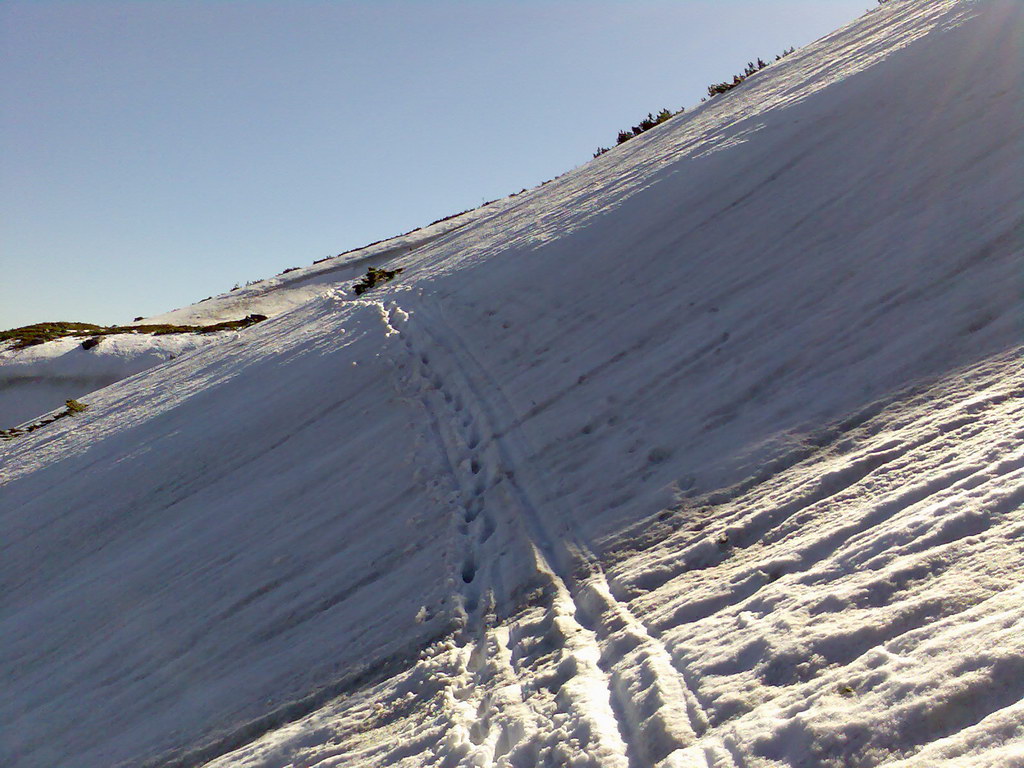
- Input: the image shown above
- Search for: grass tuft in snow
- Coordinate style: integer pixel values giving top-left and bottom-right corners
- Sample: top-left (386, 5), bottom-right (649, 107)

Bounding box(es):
top-left (64, 399), bottom-right (89, 414)
top-left (1, 398), bottom-right (90, 440)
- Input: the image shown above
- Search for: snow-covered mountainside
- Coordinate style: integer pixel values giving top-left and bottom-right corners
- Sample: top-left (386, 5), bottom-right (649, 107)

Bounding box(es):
top-left (0, 334), bottom-right (217, 428)
top-left (0, 201), bottom-right (514, 428)
top-left (2, 1), bottom-right (1023, 767)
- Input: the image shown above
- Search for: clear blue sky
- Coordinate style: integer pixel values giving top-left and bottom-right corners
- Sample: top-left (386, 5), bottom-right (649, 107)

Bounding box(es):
top-left (1, 1), bottom-right (871, 329)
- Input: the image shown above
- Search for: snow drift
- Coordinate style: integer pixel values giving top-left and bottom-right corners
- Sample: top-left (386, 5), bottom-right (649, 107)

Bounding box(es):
top-left (2, 1), bottom-right (1022, 766)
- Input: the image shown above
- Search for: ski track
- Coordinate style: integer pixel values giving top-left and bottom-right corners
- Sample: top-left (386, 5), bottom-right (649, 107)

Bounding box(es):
top-left (384, 301), bottom-right (542, 767)
top-left (375, 296), bottom-right (1024, 768)
top-left (381, 298), bottom-right (627, 767)
top-left (159, 299), bottom-right (1024, 768)
top-left (381, 295), bottom-right (731, 768)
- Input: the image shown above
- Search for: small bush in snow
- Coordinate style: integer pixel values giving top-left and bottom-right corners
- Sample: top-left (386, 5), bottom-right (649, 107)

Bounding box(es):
top-left (352, 266), bottom-right (404, 296)
top-left (1, 398), bottom-right (91, 439)
top-left (706, 49), bottom-right (794, 99)
top-left (603, 107), bottom-right (681, 155)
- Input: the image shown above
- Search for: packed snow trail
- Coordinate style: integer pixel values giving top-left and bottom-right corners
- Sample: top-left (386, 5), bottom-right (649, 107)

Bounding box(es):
top-left (3, 0), bottom-right (1024, 766)
top-left (384, 298), bottom-right (634, 767)
top-left (391, 295), bottom-right (717, 766)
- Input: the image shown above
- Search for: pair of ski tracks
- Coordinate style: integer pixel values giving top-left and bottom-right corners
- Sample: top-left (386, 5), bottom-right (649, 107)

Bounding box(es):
top-left (378, 297), bottom-right (734, 768)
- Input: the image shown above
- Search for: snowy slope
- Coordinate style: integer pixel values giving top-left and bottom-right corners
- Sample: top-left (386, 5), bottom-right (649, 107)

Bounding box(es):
top-left (0, 333), bottom-right (221, 428)
top-left (0, 199), bottom-right (515, 428)
top-left (2, 1), bottom-right (1023, 767)
top-left (135, 198), bottom-right (517, 328)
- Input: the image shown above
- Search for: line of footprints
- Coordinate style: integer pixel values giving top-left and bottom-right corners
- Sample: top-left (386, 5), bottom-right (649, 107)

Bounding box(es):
top-left (400, 330), bottom-right (501, 617)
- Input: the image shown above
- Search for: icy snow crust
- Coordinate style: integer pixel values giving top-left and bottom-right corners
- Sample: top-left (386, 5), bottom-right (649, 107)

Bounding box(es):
top-left (2, 1), bottom-right (1024, 766)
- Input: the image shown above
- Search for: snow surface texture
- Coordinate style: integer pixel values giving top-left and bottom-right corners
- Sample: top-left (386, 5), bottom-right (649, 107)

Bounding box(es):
top-left (2, 1), bottom-right (1023, 766)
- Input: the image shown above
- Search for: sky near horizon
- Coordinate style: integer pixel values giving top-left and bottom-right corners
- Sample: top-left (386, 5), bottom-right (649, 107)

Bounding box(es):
top-left (1, 0), bottom-right (871, 329)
